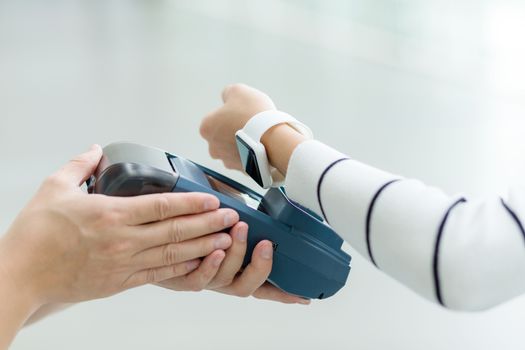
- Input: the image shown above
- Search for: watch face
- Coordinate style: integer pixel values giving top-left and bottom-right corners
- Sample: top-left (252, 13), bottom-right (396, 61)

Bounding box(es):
top-left (236, 135), bottom-right (264, 187)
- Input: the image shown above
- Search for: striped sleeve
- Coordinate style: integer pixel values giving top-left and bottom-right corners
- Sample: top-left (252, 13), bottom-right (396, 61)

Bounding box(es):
top-left (285, 140), bottom-right (525, 311)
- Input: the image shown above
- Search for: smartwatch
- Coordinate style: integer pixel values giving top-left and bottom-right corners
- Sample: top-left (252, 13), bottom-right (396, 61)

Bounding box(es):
top-left (235, 110), bottom-right (313, 189)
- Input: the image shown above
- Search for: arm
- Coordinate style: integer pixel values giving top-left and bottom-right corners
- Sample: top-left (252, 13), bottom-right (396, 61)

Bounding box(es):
top-left (201, 84), bottom-right (525, 311)
top-left (0, 260), bottom-right (40, 349)
top-left (270, 127), bottom-right (525, 311)
top-left (2, 141), bottom-right (307, 346)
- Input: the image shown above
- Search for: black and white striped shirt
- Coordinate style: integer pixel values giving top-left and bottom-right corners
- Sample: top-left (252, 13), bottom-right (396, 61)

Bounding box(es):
top-left (285, 140), bottom-right (525, 311)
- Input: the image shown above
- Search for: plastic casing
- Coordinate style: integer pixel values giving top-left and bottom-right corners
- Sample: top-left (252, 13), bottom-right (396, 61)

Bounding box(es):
top-left (235, 130), bottom-right (273, 188)
top-left (89, 142), bottom-right (351, 299)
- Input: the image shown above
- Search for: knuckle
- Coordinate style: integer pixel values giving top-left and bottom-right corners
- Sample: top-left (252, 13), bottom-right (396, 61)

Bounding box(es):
top-left (145, 268), bottom-right (157, 284)
top-left (191, 285), bottom-right (204, 292)
top-left (154, 196), bottom-right (171, 220)
top-left (43, 174), bottom-right (66, 188)
top-left (69, 154), bottom-right (89, 167)
top-left (234, 288), bottom-right (252, 298)
top-left (224, 159), bottom-right (238, 170)
top-left (214, 277), bottom-right (234, 288)
top-left (110, 205), bottom-right (129, 223)
top-left (252, 292), bottom-right (264, 300)
top-left (169, 220), bottom-right (185, 243)
top-left (60, 155), bottom-right (90, 176)
top-left (89, 206), bottom-right (120, 229)
top-left (189, 280), bottom-right (205, 292)
top-left (162, 244), bottom-right (180, 266)
top-left (99, 210), bottom-right (121, 226)
top-left (101, 239), bottom-right (132, 255)
top-left (230, 248), bottom-right (246, 261)
top-left (172, 264), bottom-right (183, 276)
top-left (202, 265), bottom-right (217, 280)
top-left (189, 265), bottom-right (217, 291)
top-left (208, 146), bottom-right (220, 159)
top-left (199, 118), bottom-right (212, 138)
top-left (228, 83), bottom-right (247, 96)
top-left (113, 240), bottom-right (131, 254)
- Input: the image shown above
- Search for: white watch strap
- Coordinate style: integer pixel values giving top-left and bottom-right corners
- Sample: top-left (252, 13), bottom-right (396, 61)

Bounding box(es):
top-left (240, 110), bottom-right (313, 188)
top-left (243, 110), bottom-right (313, 141)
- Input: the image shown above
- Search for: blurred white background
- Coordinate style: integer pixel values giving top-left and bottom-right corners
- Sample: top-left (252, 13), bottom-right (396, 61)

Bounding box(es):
top-left (2, 0), bottom-right (525, 349)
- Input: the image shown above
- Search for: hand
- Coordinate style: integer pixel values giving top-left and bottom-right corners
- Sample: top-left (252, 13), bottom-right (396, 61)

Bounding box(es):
top-left (0, 145), bottom-right (239, 306)
top-left (200, 84), bottom-right (276, 171)
top-left (156, 222), bottom-right (310, 305)
top-left (200, 84), bottom-right (306, 176)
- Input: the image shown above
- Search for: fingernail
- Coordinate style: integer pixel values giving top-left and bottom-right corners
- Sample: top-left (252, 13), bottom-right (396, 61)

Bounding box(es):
top-left (261, 244), bottom-right (273, 260)
top-left (212, 254), bottom-right (225, 268)
top-left (186, 260), bottom-right (200, 271)
top-left (236, 226), bottom-right (248, 242)
top-left (214, 235), bottom-right (231, 249)
top-left (223, 211), bottom-right (238, 227)
top-left (298, 298), bottom-right (311, 305)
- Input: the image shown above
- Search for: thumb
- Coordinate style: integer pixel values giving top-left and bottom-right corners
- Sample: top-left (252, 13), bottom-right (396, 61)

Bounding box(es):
top-left (57, 144), bottom-right (103, 186)
top-left (221, 84), bottom-right (236, 103)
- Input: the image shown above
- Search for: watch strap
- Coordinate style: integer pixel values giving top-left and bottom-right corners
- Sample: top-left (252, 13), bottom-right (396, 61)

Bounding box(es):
top-left (243, 110), bottom-right (313, 141)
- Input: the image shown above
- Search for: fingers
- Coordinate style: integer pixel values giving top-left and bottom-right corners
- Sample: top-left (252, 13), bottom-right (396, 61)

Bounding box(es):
top-left (221, 83), bottom-right (276, 108)
top-left (156, 250), bottom-right (226, 291)
top-left (222, 83), bottom-right (254, 102)
top-left (212, 238), bottom-right (310, 304)
top-left (221, 84), bottom-right (238, 102)
top-left (123, 258), bottom-right (202, 289)
top-left (199, 108), bottom-right (220, 140)
top-left (207, 222), bottom-right (248, 289)
top-left (253, 283), bottom-right (311, 305)
top-left (130, 207), bottom-right (238, 250)
top-left (222, 83), bottom-right (253, 103)
top-left (119, 192), bottom-right (221, 225)
top-left (55, 144), bottom-right (103, 186)
top-left (215, 240), bottom-right (274, 297)
top-left (131, 233), bottom-right (232, 269)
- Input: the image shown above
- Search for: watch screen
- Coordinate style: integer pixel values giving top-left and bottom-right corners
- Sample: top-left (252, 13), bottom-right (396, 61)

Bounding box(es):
top-left (236, 136), bottom-right (264, 187)
top-left (205, 174), bottom-right (261, 209)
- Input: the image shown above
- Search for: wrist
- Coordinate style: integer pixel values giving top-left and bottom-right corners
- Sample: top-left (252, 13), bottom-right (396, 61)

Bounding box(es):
top-left (0, 237), bottom-right (44, 310)
top-left (261, 123), bottom-right (307, 176)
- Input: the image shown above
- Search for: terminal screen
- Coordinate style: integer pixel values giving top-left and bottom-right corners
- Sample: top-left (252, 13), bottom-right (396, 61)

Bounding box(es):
top-left (205, 174), bottom-right (261, 210)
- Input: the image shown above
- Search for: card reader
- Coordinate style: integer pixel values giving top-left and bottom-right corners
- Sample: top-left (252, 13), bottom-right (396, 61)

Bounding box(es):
top-left (88, 142), bottom-right (351, 299)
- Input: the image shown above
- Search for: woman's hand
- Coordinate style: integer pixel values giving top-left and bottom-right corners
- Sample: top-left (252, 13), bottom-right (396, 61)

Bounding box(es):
top-left (156, 222), bottom-right (310, 305)
top-left (0, 145), bottom-right (239, 307)
top-left (200, 84), bottom-right (306, 176)
top-left (200, 84), bottom-right (276, 171)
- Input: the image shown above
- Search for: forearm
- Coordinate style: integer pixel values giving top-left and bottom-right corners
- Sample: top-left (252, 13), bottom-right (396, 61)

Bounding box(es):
top-left (263, 125), bottom-right (525, 311)
top-left (0, 247), bottom-right (41, 349)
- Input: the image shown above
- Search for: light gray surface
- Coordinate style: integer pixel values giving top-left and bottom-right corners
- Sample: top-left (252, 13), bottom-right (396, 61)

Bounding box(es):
top-left (100, 142), bottom-right (177, 174)
top-left (1, 0), bottom-right (525, 349)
